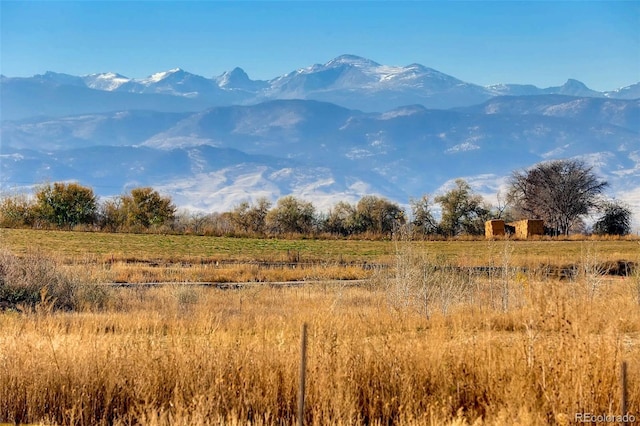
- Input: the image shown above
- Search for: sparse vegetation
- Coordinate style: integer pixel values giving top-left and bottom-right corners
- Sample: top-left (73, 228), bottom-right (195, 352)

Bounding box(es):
top-left (0, 249), bottom-right (108, 311)
top-left (0, 238), bottom-right (638, 425)
top-left (0, 169), bottom-right (637, 423)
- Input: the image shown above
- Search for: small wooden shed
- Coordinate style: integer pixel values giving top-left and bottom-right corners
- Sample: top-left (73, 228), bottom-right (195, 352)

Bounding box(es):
top-left (485, 220), bottom-right (505, 238)
top-left (508, 219), bottom-right (544, 239)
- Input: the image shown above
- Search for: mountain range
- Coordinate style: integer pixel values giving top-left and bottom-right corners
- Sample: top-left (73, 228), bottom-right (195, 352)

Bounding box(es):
top-left (2, 54), bottom-right (639, 120)
top-left (1, 55), bottom-right (639, 226)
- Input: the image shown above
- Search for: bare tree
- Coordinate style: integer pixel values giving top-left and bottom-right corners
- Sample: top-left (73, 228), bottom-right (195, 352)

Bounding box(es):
top-left (231, 197), bottom-right (271, 235)
top-left (324, 201), bottom-right (357, 236)
top-left (508, 159), bottom-right (607, 236)
top-left (410, 194), bottom-right (438, 235)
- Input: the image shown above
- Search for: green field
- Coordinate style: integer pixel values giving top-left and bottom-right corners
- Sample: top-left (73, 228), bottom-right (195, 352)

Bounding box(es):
top-left (1, 228), bottom-right (638, 267)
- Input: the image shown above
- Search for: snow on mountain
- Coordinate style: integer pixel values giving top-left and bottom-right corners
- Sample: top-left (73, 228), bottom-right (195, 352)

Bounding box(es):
top-left (3, 55), bottom-right (638, 120)
top-left (2, 56), bottom-right (639, 225)
top-left (145, 68), bottom-right (185, 84)
top-left (263, 54), bottom-right (489, 110)
top-left (155, 163), bottom-right (398, 213)
top-left (605, 82), bottom-right (640, 100)
top-left (215, 67), bottom-right (269, 91)
top-left (0, 77), bottom-right (211, 121)
top-left (133, 68), bottom-right (223, 98)
top-left (83, 72), bottom-right (131, 91)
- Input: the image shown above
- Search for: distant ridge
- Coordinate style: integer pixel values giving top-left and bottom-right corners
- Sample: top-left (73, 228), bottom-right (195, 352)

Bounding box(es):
top-left (2, 55), bottom-right (637, 120)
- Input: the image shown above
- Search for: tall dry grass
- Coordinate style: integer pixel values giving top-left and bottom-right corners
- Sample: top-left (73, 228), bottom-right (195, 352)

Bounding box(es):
top-left (0, 244), bottom-right (639, 425)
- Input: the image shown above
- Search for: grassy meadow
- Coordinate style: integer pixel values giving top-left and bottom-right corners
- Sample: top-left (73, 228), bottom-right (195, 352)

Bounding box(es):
top-left (1, 228), bottom-right (638, 283)
top-left (0, 228), bottom-right (639, 425)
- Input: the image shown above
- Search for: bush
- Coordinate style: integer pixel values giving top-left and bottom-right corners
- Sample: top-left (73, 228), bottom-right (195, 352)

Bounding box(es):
top-left (0, 193), bottom-right (36, 228)
top-left (0, 249), bottom-right (109, 311)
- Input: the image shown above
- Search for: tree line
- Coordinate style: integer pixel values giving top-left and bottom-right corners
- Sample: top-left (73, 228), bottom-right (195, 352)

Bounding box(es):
top-left (0, 160), bottom-right (633, 237)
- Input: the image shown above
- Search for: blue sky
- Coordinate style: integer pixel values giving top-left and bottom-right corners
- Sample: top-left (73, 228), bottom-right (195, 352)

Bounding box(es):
top-left (1, 1), bottom-right (639, 91)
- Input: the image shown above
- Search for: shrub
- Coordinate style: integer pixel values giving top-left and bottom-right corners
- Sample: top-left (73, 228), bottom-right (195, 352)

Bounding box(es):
top-left (0, 193), bottom-right (36, 228)
top-left (0, 249), bottom-right (109, 311)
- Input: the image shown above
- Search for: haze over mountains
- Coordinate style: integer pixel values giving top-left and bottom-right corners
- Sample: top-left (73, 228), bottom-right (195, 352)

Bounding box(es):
top-left (1, 55), bottom-right (639, 224)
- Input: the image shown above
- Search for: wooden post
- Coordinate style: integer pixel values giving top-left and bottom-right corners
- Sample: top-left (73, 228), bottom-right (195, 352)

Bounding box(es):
top-left (298, 323), bottom-right (308, 426)
top-left (621, 361), bottom-right (628, 426)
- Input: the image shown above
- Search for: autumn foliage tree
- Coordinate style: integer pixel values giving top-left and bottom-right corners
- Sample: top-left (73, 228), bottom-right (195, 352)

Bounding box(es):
top-left (120, 187), bottom-right (176, 229)
top-left (353, 196), bottom-right (405, 236)
top-left (325, 201), bottom-right (358, 236)
top-left (265, 196), bottom-right (315, 234)
top-left (435, 179), bottom-right (489, 236)
top-left (34, 182), bottom-right (98, 229)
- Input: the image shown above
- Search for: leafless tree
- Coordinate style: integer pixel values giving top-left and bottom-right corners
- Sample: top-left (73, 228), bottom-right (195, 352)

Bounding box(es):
top-left (231, 197), bottom-right (271, 234)
top-left (508, 159), bottom-right (607, 236)
top-left (410, 194), bottom-right (439, 235)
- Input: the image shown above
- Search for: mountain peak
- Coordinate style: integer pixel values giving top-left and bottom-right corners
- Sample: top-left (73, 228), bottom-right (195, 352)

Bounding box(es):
top-left (146, 68), bottom-right (187, 83)
top-left (35, 71), bottom-right (86, 86)
top-left (325, 54), bottom-right (381, 68)
top-left (216, 67), bottom-right (267, 91)
top-left (562, 78), bottom-right (589, 89)
top-left (551, 78), bottom-right (601, 97)
top-left (83, 72), bottom-right (131, 90)
top-left (218, 67), bottom-right (250, 82)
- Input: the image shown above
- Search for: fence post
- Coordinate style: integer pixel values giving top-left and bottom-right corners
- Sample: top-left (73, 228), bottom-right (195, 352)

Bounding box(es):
top-left (621, 361), bottom-right (628, 426)
top-left (298, 323), bottom-right (308, 426)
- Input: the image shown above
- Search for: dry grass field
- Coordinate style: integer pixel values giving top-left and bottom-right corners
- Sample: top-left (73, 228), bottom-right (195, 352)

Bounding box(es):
top-left (1, 229), bottom-right (639, 425)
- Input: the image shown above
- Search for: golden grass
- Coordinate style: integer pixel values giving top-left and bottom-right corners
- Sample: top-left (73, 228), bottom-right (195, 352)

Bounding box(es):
top-left (1, 271), bottom-right (639, 425)
top-left (1, 231), bottom-right (639, 424)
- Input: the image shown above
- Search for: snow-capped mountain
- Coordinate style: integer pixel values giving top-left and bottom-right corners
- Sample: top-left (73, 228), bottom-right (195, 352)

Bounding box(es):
top-left (1, 55), bottom-right (638, 226)
top-left (487, 79), bottom-right (604, 98)
top-left (215, 67), bottom-right (269, 92)
top-left (3, 55), bottom-right (638, 121)
top-left (605, 82), bottom-right (640, 100)
top-left (83, 72), bottom-right (131, 91)
top-left (262, 54), bottom-right (490, 110)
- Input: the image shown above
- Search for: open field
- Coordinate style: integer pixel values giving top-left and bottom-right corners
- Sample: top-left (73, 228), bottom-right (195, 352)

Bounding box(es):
top-left (1, 228), bottom-right (638, 283)
top-left (1, 273), bottom-right (639, 425)
top-left (1, 229), bottom-right (639, 424)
